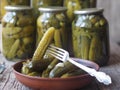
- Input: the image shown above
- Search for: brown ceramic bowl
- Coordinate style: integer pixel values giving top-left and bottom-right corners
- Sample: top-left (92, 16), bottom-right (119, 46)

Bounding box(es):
top-left (13, 58), bottom-right (99, 90)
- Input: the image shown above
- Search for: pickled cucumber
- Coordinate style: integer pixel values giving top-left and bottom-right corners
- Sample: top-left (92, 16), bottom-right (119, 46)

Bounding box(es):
top-left (61, 69), bottom-right (86, 78)
top-left (89, 34), bottom-right (102, 61)
top-left (49, 61), bottom-right (78, 78)
top-left (31, 58), bottom-right (53, 72)
top-left (81, 36), bottom-right (90, 59)
top-left (2, 35), bottom-right (15, 57)
top-left (7, 39), bottom-right (20, 59)
top-left (2, 27), bottom-right (22, 37)
top-left (42, 58), bottom-right (59, 78)
top-left (54, 29), bottom-right (62, 48)
top-left (64, 0), bottom-right (92, 22)
top-left (21, 57), bottom-right (53, 75)
top-left (22, 60), bottom-right (33, 75)
top-left (32, 27), bottom-right (55, 61)
top-left (17, 16), bottom-right (34, 27)
top-left (22, 36), bottom-right (34, 45)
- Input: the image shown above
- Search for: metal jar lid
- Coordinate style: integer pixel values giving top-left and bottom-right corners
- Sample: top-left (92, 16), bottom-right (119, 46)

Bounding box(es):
top-left (74, 8), bottom-right (104, 15)
top-left (5, 5), bottom-right (32, 11)
top-left (38, 7), bottom-right (67, 12)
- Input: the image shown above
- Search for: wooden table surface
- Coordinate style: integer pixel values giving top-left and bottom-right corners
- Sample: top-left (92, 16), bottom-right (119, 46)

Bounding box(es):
top-left (0, 24), bottom-right (120, 90)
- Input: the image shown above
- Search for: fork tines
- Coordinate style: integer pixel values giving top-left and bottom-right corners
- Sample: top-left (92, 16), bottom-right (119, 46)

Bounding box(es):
top-left (47, 46), bottom-right (63, 61)
top-left (49, 45), bottom-right (65, 53)
top-left (47, 45), bottom-right (68, 62)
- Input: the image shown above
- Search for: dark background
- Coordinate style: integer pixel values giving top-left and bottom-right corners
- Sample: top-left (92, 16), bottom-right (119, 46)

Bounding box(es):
top-left (97, 0), bottom-right (120, 44)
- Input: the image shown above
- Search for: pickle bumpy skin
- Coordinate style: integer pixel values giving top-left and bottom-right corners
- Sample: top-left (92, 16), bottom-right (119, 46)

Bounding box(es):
top-left (89, 34), bottom-right (102, 61)
top-left (81, 36), bottom-right (90, 60)
top-left (54, 29), bottom-right (62, 48)
top-left (42, 58), bottom-right (59, 78)
top-left (49, 61), bottom-right (78, 78)
top-left (32, 27), bottom-right (55, 61)
top-left (7, 39), bottom-right (20, 59)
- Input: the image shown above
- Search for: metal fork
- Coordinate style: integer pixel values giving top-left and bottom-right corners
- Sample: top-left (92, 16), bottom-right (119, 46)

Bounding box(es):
top-left (47, 45), bottom-right (112, 85)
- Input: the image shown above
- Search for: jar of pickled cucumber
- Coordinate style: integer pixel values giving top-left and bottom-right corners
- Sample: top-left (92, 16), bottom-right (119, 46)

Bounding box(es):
top-left (7, 0), bottom-right (30, 5)
top-left (2, 6), bottom-right (36, 61)
top-left (63, 0), bottom-right (97, 22)
top-left (0, 0), bottom-right (30, 22)
top-left (72, 8), bottom-right (110, 66)
top-left (31, 0), bottom-right (63, 18)
top-left (37, 7), bottom-right (69, 51)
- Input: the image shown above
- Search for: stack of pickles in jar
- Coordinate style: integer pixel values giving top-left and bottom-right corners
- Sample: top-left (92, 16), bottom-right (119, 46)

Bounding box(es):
top-left (72, 8), bottom-right (110, 66)
top-left (36, 7), bottom-right (68, 50)
top-left (2, 6), bottom-right (36, 61)
top-left (63, 0), bottom-right (110, 66)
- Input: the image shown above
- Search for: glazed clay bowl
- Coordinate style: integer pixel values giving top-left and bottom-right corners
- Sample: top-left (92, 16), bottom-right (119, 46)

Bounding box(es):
top-left (13, 58), bottom-right (99, 90)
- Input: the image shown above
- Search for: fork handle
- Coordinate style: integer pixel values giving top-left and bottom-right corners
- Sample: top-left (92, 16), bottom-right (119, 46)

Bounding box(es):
top-left (68, 58), bottom-right (112, 85)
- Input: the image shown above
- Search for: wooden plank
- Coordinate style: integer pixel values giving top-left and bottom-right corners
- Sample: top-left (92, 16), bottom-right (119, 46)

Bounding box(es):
top-left (97, 42), bottom-right (120, 90)
top-left (0, 67), bottom-right (32, 90)
top-left (1, 41), bottom-right (119, 90)
top-left (0, 30), bottom-right (120, 89)
top-left (0, 58), bottom-right (99, 90)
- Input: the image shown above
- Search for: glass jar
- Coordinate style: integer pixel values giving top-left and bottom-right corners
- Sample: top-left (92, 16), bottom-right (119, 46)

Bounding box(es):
top-left (90, 0), bottom-right (97, 7)
top-left (7, 0), bottom-right (30, 5)
top-left (1, 0), bottom-right (8, 22)
top-left (0, 0), bottom-right (30, 23)
top-left (72, 8), bottom-right (110, 66)
top-left (0, 0), bottom-right (1, 21)
top-left (2, 6), bottom-right (36, 61)
top-left (63, 0), bottom-right (96, 22)
top-left (31, 0), bottom-right (63, 18)
top-left (37, 7), bottom-right (69, 51)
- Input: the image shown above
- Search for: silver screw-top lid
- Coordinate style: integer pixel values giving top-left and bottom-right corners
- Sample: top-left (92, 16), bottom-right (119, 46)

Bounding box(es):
top-left (5, 5), bottom-right (32, 11)
top-left (74, 8), bottom-right (104, 15)
top-left (39, 7), bottom-right (67, 12)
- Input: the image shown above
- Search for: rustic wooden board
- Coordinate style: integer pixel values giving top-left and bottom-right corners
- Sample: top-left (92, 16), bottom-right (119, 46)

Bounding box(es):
top-left (0, 0), bottom-right (120, 43)
top-left (0, 23), bottom-right (120, 89)
top-left (1, 1), bottom-right (120, 87)
top-left (98, 42), bottom-right (120, 90)
top-left (0, 42), bottom-right (120, 90)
